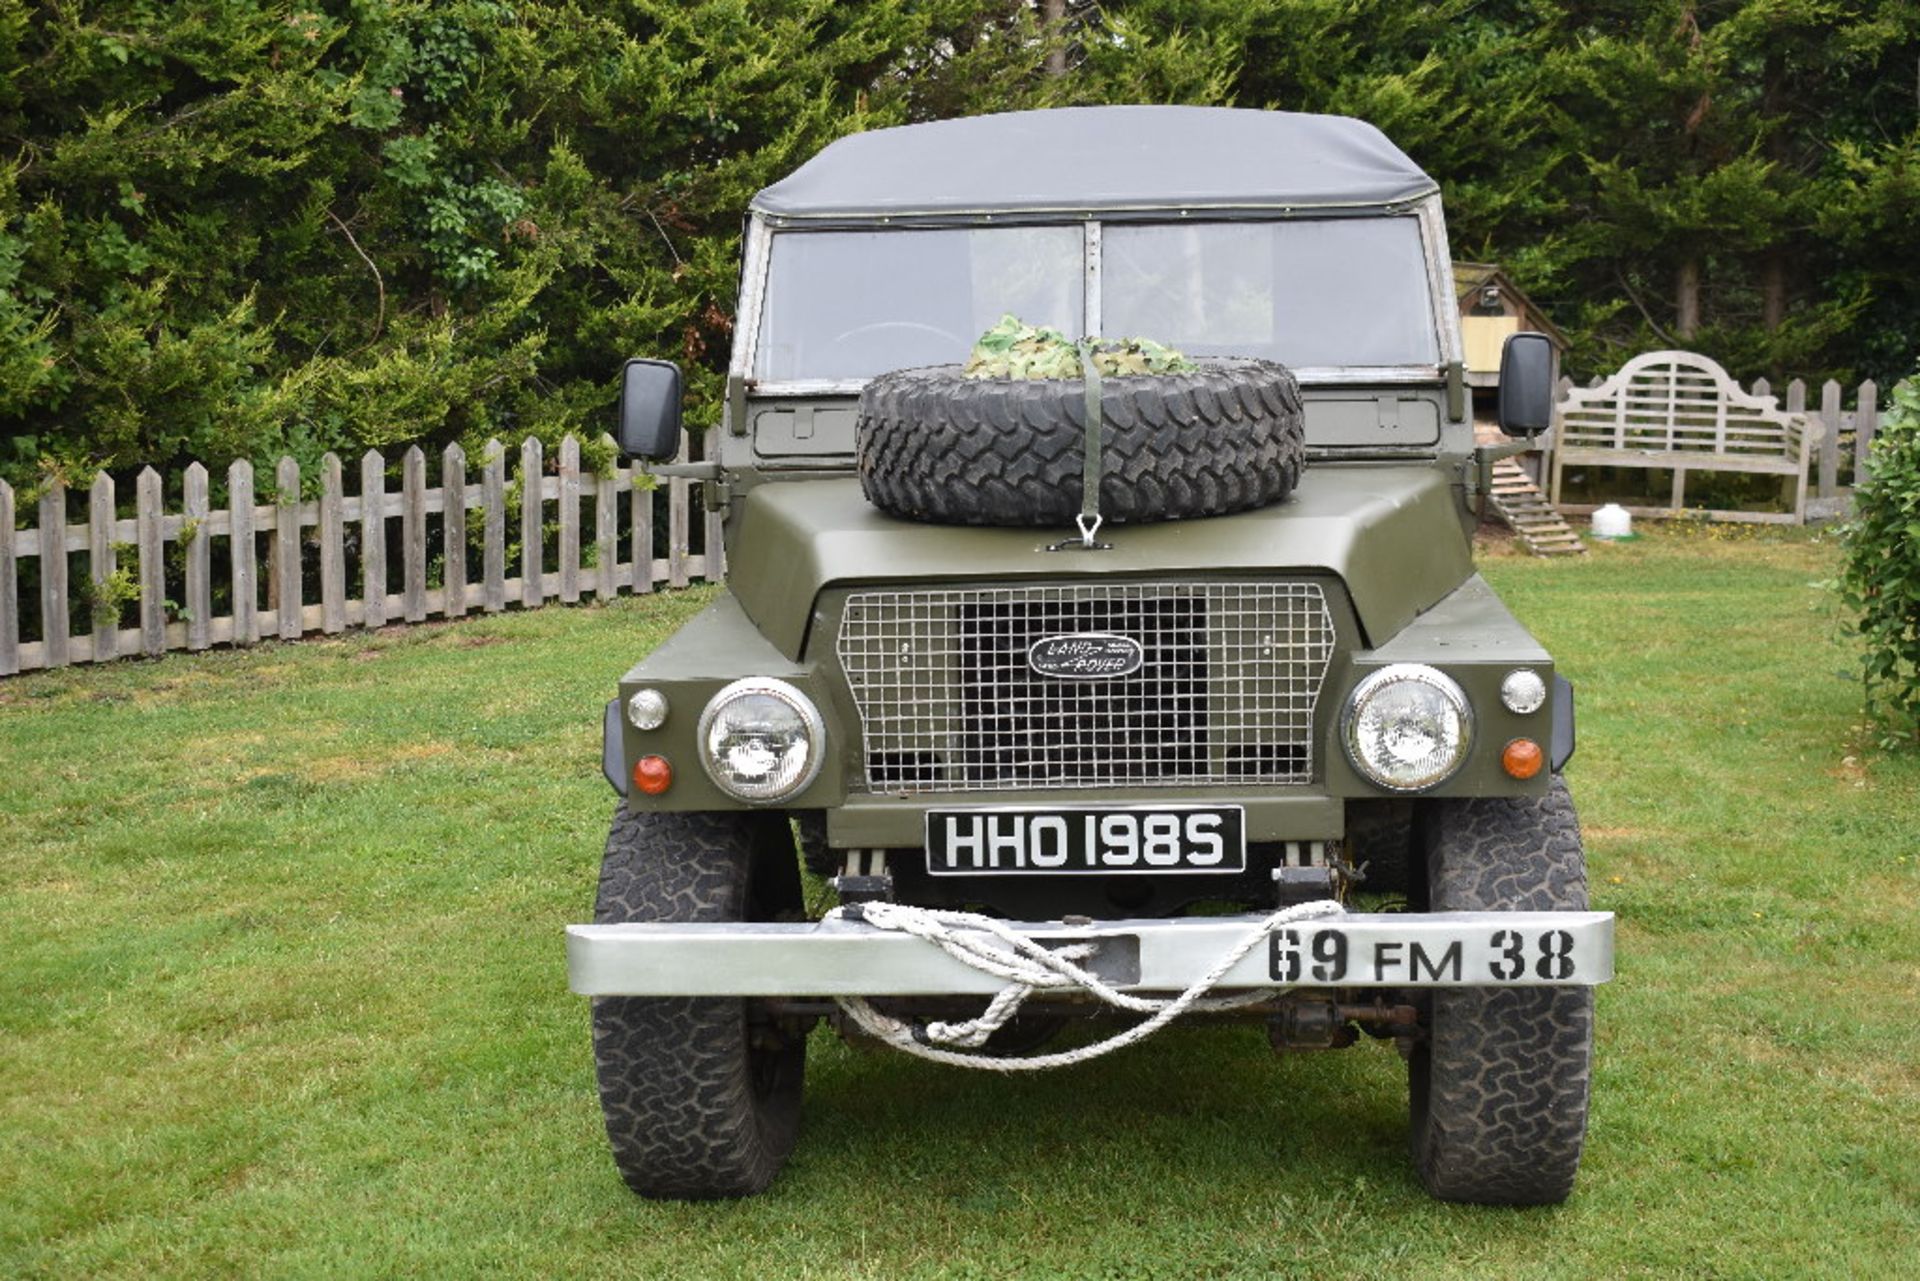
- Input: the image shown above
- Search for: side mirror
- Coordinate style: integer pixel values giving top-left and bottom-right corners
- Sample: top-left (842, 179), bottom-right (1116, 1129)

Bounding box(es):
top-left (1496, 332), bottom-right (1556, 437)
top-left (618, 359), bottom-right (684, 460)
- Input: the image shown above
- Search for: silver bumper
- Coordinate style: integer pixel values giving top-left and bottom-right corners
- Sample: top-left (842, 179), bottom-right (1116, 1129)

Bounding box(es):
top-left (567, 910), bottom-right (1614, 997)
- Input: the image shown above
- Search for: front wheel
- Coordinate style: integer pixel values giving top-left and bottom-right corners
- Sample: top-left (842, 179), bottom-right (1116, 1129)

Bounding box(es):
top-left (591, 806), bottom-right (806, 1199)
top-left (1408, 778), bottom-right (1594, 1205)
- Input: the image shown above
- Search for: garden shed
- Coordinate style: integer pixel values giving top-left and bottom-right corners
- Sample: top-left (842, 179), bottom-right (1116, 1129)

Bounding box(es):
top-left (1454, 262), bottom-right (1568, 391)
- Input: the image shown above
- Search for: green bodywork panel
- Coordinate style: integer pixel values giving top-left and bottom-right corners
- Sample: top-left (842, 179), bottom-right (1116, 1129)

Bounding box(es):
top-left (725, 465), bottom-right (1474, 661)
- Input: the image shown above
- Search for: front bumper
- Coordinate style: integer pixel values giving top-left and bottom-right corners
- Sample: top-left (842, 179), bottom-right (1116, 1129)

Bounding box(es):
top-left (567, 910), bottom-right (1613, 997)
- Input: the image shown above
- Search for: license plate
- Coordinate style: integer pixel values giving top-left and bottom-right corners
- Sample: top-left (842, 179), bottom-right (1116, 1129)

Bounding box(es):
top-left (1266, 920), bottom-right (1598, 985)
top-left (925, 805), bottom-right (1246, 876)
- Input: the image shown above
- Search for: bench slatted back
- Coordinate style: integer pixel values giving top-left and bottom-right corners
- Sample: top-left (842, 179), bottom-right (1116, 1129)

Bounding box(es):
top-left (1556, 350), bottom-right (1805, 457)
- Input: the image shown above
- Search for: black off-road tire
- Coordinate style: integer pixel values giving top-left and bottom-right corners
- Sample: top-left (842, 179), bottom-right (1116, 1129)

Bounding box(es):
top-left (1409, 777), bottom-right (1593, 1205)
top-left (591, 806), bottom-right (806, 1199)
top-left (856, 359), bottom-right (1305, 527)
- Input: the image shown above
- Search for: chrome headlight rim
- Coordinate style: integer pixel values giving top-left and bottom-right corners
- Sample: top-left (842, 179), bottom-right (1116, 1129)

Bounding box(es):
top-left (1341, 662), bottom-right (1475, 793)
top-left (696, 677), bottom-right (826, 803)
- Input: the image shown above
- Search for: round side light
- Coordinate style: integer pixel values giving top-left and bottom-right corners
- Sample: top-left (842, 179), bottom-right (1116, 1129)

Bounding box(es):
top-left (627, 688), bottom-right (670, 731)
top-left (1501, 668), bottom-right (1548, 715)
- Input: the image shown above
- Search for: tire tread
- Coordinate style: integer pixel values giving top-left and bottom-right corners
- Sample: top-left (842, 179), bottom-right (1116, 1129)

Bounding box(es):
top-left (1411, 778), bottom-right (1594, 1205)
top-left (591, 807), bottom-right (804, 1199)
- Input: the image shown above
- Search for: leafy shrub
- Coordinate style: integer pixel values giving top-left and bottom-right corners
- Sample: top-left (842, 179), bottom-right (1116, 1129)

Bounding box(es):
top-left (1838, 371), bottom-right (1920, 746)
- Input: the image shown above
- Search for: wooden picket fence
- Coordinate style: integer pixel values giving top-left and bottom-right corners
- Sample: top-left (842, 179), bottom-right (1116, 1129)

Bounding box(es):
top-left (0, 432), bottom-right (720, 677)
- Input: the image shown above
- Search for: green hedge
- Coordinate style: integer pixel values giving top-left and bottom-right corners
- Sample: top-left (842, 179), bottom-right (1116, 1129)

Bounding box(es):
top-left (4, 2), bottom-right (1918, 490)
top-left (1840, 370), bottom-right (1920, 745)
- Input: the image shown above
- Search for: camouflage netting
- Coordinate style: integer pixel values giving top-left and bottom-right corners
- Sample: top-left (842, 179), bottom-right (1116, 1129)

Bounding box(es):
top-left (962, 315), bottom-right (1198, 380)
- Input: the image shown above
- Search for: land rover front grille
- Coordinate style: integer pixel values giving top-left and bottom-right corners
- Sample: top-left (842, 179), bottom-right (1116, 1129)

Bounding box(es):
top-left (836, 582), bottom-right (1334, 793)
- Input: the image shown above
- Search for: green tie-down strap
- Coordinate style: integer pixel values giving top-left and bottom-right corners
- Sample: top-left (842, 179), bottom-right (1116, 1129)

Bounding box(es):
top-left (1074, 340), bottom-right (1104, 548)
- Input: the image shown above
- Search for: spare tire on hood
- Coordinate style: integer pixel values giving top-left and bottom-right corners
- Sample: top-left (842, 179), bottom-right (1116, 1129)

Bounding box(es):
top-left (855, 358), bottom-right (1305, 528)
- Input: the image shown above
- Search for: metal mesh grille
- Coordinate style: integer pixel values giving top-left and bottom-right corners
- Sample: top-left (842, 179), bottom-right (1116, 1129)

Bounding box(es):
top-left (837, 582), bottom-right (1334, 793)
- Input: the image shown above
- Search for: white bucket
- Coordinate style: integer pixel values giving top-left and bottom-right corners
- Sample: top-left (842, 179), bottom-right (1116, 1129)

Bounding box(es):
top-left (1590, 503), bottom-right (1633, 539)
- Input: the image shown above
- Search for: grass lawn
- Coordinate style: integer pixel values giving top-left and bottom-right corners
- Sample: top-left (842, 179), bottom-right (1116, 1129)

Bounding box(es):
top-left (3, 527), bottom-right (1916, 1278)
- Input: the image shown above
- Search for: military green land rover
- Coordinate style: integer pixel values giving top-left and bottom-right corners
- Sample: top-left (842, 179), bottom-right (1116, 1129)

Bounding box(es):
top-left (567, 106), bottom-right (1613, 1206)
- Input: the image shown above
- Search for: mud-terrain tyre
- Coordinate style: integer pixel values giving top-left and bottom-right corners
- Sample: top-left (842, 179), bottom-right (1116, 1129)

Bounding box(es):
top-left (1409, 777), bottom-right (1593, 1205)
top-left (591, 806), bottom-right (806, 1199)
top-left (856, 359), bottom-right (1305, 527)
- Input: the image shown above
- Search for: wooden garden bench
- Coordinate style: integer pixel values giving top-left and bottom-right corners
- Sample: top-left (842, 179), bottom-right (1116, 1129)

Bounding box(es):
top-left (1548, 350), bottom-right (1820, 524)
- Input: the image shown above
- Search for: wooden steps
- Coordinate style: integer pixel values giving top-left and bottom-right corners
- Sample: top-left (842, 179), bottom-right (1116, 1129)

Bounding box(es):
top-left (1489, 459), bottom-right (1586, 556)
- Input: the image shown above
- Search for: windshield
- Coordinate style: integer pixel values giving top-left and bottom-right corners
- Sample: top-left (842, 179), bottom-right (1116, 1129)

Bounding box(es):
top-left (1103, 219), bottom-right (1438, 367)
top-left (753, 218), bottom-right (1440, 381)
top-left (755, 226), bottom-right (1084, 382)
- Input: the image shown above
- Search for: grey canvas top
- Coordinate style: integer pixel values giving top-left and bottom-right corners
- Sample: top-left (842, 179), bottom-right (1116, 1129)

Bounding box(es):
top-left (751, 106), bottom-right (1437, 221)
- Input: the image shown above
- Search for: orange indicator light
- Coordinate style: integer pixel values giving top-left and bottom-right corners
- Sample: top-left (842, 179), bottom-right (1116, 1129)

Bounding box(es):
top-left (1501, 738), bottom-right (1544, 780)
top-left (633, 755), bottom-right (674, 795)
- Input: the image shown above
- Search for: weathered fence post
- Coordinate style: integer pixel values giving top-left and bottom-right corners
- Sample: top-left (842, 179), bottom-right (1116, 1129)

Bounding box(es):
top-left (37, 484), bottom-right (67, 669)
top-left (595, 434), bottom-right (617, 602)
top-left (229, 460), bottom-right (258, 647)
top-left (183, 463), bottom-right (210, 651)
top-left (89, 472), bottom-right (117, 662)
top-left (137, 467), bottom-right (164, 655)
top-left (482, 439), bottom-right (505, 613)
top-left (1855, 380), bottom-right (1878, 482)
top-left (521, 436), bottom-right (544, 608)
top-left (402, 446), bottom-right (427, 623)
top-left (0, 480), bottom-right (17, 675)
top-left (631, 462), bottom-right (655, 594)
top-left (443, 443), bottom-right (468, 619)
top-left (558, 435), bottom-right (581, 604)
top-left (1819, 380), bottom-right (1842, 498)
top-left (276, 456), bottom-right (302, 640)
top-left (361, 450), bottom-right (386, 629)
top-left (667, 432), bottom-right (690, 589)
top-left (319, 454), bottom-right (345, 633)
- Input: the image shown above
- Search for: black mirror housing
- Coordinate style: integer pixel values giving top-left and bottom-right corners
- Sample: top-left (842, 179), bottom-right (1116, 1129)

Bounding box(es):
top-left (619, 359), bottom-right (684, 460)
top-left (1496, 332), bottom-right (1556, 437)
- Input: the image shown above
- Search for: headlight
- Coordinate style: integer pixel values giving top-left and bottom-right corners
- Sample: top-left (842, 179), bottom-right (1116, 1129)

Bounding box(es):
top-left (1342, 664), bottom-right (1473, 792)
top-left (697, 678), bottom-right (825, 802)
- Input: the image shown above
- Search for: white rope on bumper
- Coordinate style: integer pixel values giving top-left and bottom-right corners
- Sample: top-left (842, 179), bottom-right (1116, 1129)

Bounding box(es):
top-left (827, 898), bottom-right (1347, 1073)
